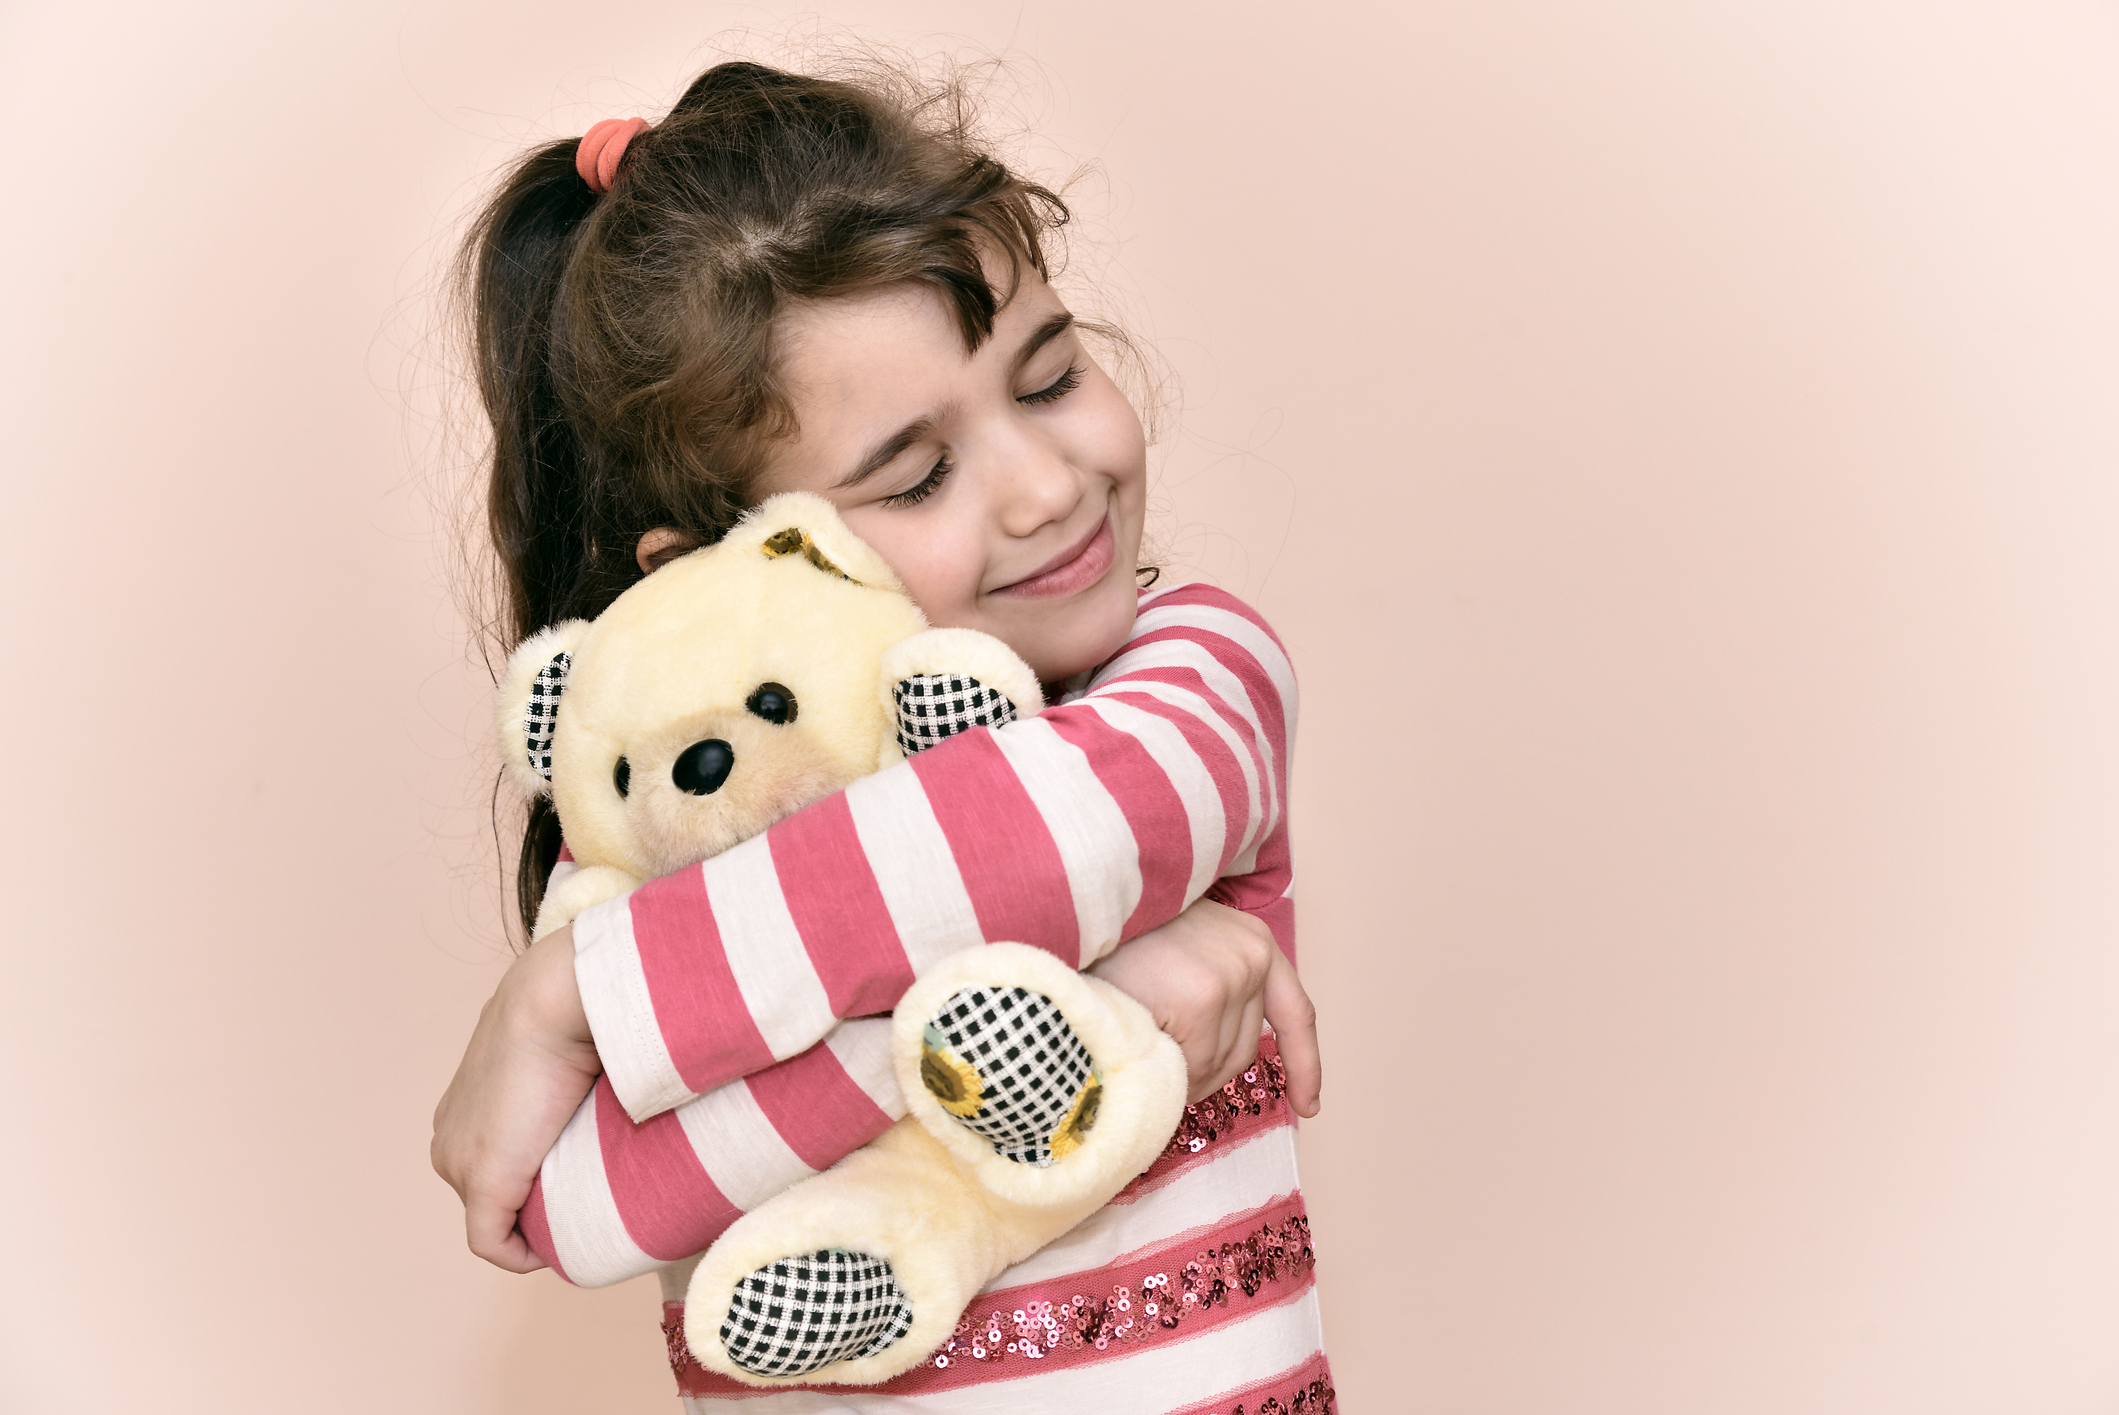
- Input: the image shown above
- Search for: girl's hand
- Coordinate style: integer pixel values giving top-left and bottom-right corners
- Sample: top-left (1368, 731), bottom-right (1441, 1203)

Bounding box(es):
top-left (430, 924), bottom-right (600, 1272)
top-left (1087, 898), bottom-right (1322, 1117)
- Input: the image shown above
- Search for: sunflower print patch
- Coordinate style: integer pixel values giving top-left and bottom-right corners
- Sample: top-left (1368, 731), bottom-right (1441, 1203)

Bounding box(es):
top-left (920, 986), bottom-right (1100, 1166)
top-left (920, 1028), bottom-right (985, 1116)
top-left (1049, 1074), bottom-right (1103, 1160)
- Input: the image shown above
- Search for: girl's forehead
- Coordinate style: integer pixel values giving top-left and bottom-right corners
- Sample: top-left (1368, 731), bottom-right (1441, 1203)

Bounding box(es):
top-left (773, 275), bottom-right (1070, 457)
top-left (782, 271), bottom-right (1065, 374)
top-left (779, 281), bottom-right (967, 384)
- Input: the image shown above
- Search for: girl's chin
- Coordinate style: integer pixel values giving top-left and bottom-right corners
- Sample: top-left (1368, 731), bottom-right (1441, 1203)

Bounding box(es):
top-left (1017, 579), bottom-right (1140, 685)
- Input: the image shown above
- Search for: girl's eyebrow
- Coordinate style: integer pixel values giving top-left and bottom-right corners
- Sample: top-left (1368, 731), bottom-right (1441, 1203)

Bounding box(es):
top-left (838, 415), bottom-right (943, 489)
top-left (1012, 312), bottom-right (1076, 371)
top-left (835, 313), bottom-right (1077, 489)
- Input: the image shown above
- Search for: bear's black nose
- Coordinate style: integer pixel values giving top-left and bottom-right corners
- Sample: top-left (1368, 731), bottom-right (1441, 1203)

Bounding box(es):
top-left (672, 739), bottom-right (734, 795)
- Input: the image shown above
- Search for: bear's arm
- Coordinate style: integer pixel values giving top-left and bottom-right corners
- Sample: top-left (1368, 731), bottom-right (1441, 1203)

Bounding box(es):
top-left (531, 864), bottom-right (641, 940)
top-left (575, 582), bottom-right (1298, 1126)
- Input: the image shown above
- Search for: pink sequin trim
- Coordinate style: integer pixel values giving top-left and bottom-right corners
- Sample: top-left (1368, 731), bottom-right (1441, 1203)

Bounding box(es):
top-left (1229, 1379), bottom-right (1337, 1415)
top-left (1165, 1351), bottom-right (1338, 1415)
top-left (661, 1310), bottom-right (689, 1371)
top-left (926, 1209), bottom-right (1315, 1371)
top-left (1168, 1048), bottom-right (1290, 1157)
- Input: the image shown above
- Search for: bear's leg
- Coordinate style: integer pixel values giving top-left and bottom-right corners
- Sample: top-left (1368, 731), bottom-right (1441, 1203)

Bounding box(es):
top-left (686, 947), bottom-right (1188, 1388)
top-left (684, 1118), bottom-right (1095, 1386)
top-left (896, 943), bottom-right (1190, 1212)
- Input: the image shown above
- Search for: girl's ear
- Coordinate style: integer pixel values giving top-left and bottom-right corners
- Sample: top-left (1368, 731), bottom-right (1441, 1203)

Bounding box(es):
top-left (496, 620), bottom-right (593, 797)
top-left (874, 628), bottom-right (1045, 766)
top-left (636, 526), bottom-right (702, 574)
top-left (725, 491), bottom-right (905, 594)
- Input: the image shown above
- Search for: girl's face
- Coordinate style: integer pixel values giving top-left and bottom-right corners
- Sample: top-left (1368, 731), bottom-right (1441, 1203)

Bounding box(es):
top-left (752, 268), bottom-right (1149, 686)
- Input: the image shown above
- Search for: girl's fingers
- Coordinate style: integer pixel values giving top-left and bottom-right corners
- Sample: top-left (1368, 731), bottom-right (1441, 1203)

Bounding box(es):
top-left (431, 926), bottom-right (603, 1276)
top-left (1184, 1003), bottom-right (1230, 1100)
top-left (1198, 986), bottom-right (1240, 1100)
top-left (1262, 949), bottom-right (1322, 1117)
top-left (1237, 989), bottom-right (1267, 1082)
top-left (467, 1195), bottom-right (547, 1273)
top-left (1193, 986), bottom-right (1266, 1102)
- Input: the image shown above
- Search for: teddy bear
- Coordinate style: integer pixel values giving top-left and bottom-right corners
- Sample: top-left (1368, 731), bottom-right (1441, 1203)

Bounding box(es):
top-left (496, 491), bottom-right (1188, 1386)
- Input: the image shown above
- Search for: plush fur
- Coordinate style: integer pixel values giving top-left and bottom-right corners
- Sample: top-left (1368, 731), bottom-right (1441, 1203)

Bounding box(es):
top-left (496, 493), bottom-right (1186, 1385)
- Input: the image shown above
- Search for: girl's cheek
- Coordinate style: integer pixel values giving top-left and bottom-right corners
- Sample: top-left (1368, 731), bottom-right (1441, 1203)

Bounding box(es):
top-left (865, 517), bottom-right (984, 625)
top-left (1086, 396), bottom-right (1149, 510)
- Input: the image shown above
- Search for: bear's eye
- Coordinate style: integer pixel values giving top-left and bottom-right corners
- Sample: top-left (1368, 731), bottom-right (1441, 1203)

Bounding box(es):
top-left (746, 683), bottom-right (797, 725)
top-left (613, 757), bottom-right (631, 798)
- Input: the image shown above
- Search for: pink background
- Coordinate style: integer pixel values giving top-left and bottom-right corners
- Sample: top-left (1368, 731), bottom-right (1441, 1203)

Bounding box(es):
top-left (6, 2), bottom-right (2117, 1410)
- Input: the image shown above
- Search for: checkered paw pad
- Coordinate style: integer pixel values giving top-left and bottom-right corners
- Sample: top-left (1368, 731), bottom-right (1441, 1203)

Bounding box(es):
top-left (924, 987), bottom-right (1097, 1167)
top-left (718, 1249), bottom-right (912, 1378)
top-left (893, 674), bottom-right (1017, 756)
top-left (523, 651), bottom-right (570, 783)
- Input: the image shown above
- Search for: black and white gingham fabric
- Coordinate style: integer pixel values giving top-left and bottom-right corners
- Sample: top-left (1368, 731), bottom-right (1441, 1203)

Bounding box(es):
top-left (892, 674), bottom-right (1017, 756)
top-left (926, 987), bottom-right (1096, 1167)
top-left (523, 650), bottom-right (570, 783)
top-left (718, 1249), bottom-right (912, 1377)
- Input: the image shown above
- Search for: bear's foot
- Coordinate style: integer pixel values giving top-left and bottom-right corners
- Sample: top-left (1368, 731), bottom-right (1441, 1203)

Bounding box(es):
top-left (895, 944), bottom-right (1190, 1212)
top-left (685, 1120), bottom-right (1027, 1386)
top-left (920, 985), bottom-right (1102, 1166)
top-left (719, 1249), bottom-right (914, 1378)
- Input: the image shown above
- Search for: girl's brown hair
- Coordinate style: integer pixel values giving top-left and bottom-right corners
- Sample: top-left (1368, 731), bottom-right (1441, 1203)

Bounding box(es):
top-left (459, 59), bottom-right (1070, 931)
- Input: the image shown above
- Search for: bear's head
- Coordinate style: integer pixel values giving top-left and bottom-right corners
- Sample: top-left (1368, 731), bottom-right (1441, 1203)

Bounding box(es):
top-left (496, 493), bottom-right (1042, 890)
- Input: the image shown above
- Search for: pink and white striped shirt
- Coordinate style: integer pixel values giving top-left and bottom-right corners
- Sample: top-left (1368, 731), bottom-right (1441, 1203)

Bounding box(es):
top-left (518, 582), bottom-right (1332, 1413)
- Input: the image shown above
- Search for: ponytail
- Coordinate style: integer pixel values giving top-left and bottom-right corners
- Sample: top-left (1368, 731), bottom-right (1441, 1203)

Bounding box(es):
top-left (468, 143), bottom-right (600, 646)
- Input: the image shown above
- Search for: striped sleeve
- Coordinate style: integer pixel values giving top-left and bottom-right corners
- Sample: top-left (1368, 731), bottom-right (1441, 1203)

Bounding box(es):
top-left (573, 582), bottom-right (1299, 1124)
top-left (521, 1018), bottom-right (904, 1287)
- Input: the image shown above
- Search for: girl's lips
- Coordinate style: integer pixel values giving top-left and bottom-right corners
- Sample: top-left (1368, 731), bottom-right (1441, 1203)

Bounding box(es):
top-left (992, 514), bottom-right (1116, 599)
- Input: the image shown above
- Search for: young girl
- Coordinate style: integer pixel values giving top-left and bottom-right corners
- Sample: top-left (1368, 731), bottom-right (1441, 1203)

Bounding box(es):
top-left (431, 58), bottom-right (1330, 1412)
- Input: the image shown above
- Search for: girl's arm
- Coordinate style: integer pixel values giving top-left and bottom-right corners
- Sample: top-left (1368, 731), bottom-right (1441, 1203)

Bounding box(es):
top-left (518, 897), bottom-right (1292, 1287)
top-left (516, 895), bottom-right (1293, 1286)
top-left (577, 582), bottom-right (1298, 1124)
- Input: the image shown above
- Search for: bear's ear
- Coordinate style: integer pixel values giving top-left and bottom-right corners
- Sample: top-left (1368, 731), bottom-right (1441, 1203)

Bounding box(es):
top-left (725, 491), bottom-right (906, 594)
top-left (496, 620), bottom-right (592, 798)
top-left (875, 628), bottom-right (1045, 763)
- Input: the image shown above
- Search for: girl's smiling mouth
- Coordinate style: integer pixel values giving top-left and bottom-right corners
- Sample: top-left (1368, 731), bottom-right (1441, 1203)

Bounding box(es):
top-left (992, 511), bottom-right (1116, 600)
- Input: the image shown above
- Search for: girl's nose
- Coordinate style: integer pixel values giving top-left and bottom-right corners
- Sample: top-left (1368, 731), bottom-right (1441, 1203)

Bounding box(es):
top-left (992, 430), bottom-right (1084, 538)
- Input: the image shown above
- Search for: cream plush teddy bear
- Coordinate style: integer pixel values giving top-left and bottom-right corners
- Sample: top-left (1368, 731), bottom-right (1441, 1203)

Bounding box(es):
top-left (496, 492), bottom-right (1187, 1386)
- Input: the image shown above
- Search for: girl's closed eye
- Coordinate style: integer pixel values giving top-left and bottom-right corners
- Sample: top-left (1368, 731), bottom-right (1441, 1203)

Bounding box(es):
top-left (882, 454), bottom-right (955, 508)
top-left (1018, 363), bottom-right (1083, 407)
top-left (878, 363), bottom-right (1082, 509)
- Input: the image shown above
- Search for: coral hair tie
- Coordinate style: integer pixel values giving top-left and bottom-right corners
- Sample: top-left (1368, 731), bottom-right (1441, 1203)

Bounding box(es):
top-left (576, 117), bottom-right (648, 194)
